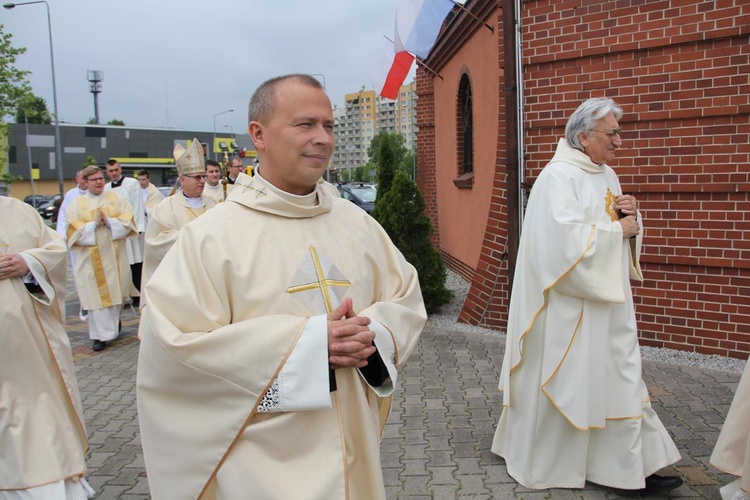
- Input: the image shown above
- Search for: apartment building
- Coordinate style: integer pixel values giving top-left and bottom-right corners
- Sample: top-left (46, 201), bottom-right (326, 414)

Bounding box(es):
top-left (332, 82), bottom-right (417, 174)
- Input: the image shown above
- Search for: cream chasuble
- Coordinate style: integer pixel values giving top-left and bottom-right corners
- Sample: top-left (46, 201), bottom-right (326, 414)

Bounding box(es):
top-left (142, 192), bottom-right (217, 289)
top-left (491, 139), bottom-right (680, 490)
top-left (66, 191), bottom-right (138, 311)
top-left (106, 176), bottom-right (145, 264)
top-left (0, 198), bottom-right (89, 490)
top-left (137, 172), bottom-right (426, 499)
top-left (711, 360), bottom-right (750, 498)
top-left (203, 182), bottom-right (225, 204)
top-left (143, 183), bottom-right (165, 218)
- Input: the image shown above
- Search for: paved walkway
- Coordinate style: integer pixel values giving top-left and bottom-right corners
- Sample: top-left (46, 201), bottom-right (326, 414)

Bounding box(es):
top-left (64, 285), bottom-right (743, 498)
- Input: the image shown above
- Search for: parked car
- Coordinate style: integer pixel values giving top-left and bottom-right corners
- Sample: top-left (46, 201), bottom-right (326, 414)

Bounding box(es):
top-left (24, 194), bottom-right (55, 208)
top-left (37, 195), bottom-right (62, 220)
top-left (337, 183), bottom-right (376, 214)
top-left (158, 186), bottom-right (174, 197)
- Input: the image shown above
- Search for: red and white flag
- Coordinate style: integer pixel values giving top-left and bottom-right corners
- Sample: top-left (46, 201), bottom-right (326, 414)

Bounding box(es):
top-left (394, 0), bottom-right (455, 59)
top-left (371, 37), bottom-right (415, 100)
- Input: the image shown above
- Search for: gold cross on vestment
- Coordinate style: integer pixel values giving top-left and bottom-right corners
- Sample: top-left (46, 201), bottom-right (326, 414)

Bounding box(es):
top-left (286, 246), bottom-right (351, 314)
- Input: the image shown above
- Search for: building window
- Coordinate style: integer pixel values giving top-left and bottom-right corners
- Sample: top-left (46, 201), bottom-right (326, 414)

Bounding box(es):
top-left (454, 73), bottom-right (474, 189)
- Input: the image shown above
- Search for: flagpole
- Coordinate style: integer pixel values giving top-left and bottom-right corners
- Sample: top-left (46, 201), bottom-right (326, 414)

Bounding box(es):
top-left (384, 35), bottom-right (444, 80)
top-left (416, 58), bottom-right (444, 81)
top-left (451, 0), bottom-right (494, 33)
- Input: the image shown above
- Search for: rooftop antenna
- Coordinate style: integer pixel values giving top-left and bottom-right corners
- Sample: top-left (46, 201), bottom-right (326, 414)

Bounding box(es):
top-left (87, 70), bottom-right (103, 124)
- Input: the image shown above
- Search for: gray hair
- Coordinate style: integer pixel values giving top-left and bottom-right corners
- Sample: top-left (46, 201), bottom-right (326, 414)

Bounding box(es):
top-left (248, 74), bottom-right (324, 125)
top-left (565, 98), bottom-right (623, 151)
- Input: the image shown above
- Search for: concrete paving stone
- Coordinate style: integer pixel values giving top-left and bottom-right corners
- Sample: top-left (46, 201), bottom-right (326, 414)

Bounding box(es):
top-left (381, 437), bottom-right (403, 454)
top-left (546, 489), bottom-right (584, 499)
top-left (110, 467), bottom-right (145, 486)
top-left (424, 408), bottom-right (449, 423)
top-left (94, 437), bottom-right (131, 454)
top-left (450, 427), bottom-right (475, 443)
top-left (428, 485), bottom-right (461, 499)
top-left (690, 485), bottom-right (723, 500)
top-left (403, 444), bottom-right (429, 460)
top-left (403, 415), bottom-right (427, 430)
top-left (383, 423), bottom-right (402, 439)
top-left (92, 457), bottom-right (131, 477)
top-left (425, 398), bottom-right (447, 410)
top-left (403, 429), bottom-right (427, 445)
top-left (454, 457), bottom-right (483, 475)
top-left (680, 438), bottom-right (716, 457)
top-left (123, 476), bottom-right (151, 496)
top-left (675, 466), bottom-right (719, 486)
top-left (454, 474), bottom-right (490, 495)
top-left (401, 475), bottom-right (431, 495)
top-left (383, 467), bottom-right (403, 487)
top-left (483, 464), bottom-right (514, 484)
top-left (451, 440), bottom-right (479, 459)
top-left (467, 408), bottom-right (494, 421)
top-left (384, 485), bottom-right (402, 498)
top-left (426, 435), bottom-right (452, 451)
top-left (424, 422), bottom-right (452, 436)
top-left (381, 450), bottom-right (404, 469)
top-left (402, 459), bottom-right (429, 476)
top-left (125, 454), bottom-right (145, 469)
top-left (95, 485), bottom-right (132, 498)
top-left (427, 466), bottom-right (458, 485)
top-left (486, 483), bottom-right (520, 498)
top-left (426, 450), bottom-right (456, 467)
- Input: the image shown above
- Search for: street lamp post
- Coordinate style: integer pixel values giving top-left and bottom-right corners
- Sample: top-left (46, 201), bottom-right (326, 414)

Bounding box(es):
top-left (212, 109), bottom-right (233, 161)
top-left (222, 124), bottom-right (234, 139)
top-left (4, 1), bottom-right (64, 197)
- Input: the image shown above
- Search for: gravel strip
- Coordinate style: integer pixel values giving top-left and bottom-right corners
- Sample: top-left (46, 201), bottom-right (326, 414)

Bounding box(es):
top-left (428, 269), bottom-right (747, 374)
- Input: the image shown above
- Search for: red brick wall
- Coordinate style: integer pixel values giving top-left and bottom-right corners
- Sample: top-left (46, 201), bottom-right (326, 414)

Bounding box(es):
top-left (416, 68), bottom-right (441, 249)
top-left (522, 0), bottom-right (750, 357)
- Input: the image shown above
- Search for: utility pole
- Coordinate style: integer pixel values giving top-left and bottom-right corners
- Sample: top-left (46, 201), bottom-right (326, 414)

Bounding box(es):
top-left (87, 70), bottom-right (103, 124)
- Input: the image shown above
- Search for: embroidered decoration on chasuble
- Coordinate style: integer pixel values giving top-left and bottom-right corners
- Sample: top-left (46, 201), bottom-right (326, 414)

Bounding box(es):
top-left (286, 246), bottom-right (352, 315)
top-left (604, 188), bottom-right (619, 222)
top-left (256, 246), bottom-right (352, 413)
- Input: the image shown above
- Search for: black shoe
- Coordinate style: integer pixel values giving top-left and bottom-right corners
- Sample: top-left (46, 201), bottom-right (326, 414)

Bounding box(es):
top-left (118, 319), bottom-right (122, 333)
top-left (92, 340), bottom-right (106, 352)
top-left (611, 474), bottom-right (683, 497)
top-left (611, 487), bottom-right (645, 498)
top-left (645, 474), bottom-right (683, 492)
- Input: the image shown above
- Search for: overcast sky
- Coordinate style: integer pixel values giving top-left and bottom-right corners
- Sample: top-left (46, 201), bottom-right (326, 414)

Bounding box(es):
top-left (2, 0), bottom-right (427, 135)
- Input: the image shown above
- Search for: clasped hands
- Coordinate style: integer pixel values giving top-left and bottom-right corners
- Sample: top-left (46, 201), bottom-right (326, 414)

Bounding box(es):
top-left (616, 194), bottom-right (640, 239)
top-left (96, 209), bottom-right (107, 228)
top-left (327, 297), bottom-right (377, 370)
top-left (0, 253), bottom-right (30, 281)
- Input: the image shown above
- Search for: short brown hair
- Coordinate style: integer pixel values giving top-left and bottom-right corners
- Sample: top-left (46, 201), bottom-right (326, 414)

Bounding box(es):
top-left (82, 165), bottom-right (103, 179)
top-left (248, 74), bottom-right (324, 125)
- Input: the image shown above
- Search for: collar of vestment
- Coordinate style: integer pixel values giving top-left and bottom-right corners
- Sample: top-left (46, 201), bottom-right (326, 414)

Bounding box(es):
top-left (110, 176), bottom-right (124, 188)
top-left (549, 138), bottom-right (606, 174)
top-left (180, 192), bottom-right (206, 209)
top-left (225, 171), bottom-right (332, 218)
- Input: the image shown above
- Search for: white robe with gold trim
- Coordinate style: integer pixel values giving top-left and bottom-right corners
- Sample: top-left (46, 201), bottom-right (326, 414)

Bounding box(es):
top-left (711, 360), bottom-right (750, 498)
top-left (491, 139), bottom-right (680, 490)
top-left (0, 197), bottom-right (89, 491)
top-left (203, 182), bottom-right (225, 204)
top-left (137, 172), bottom-right (426, 499)
top-left (66, 191), bottom-right (137, 312)
top-left (142, 192), bottom-right (217, 289)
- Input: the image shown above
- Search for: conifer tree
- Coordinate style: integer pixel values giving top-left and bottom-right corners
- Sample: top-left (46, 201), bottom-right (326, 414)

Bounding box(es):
top-left (375, 171), bottom-right (452, 314)
top-left (371, 134), bottom-right (395, 221)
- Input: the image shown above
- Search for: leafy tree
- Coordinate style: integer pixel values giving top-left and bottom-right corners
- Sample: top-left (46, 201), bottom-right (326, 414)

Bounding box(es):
top-left (108, 118), bottom-right (125, 126)
top-left (0, 24), bottom-right (34, 176)
top-left (375, 171), bottom-right (452, 313)
top-left (86, 117), bottom-right (97, 124)
top-left (0, 24), bottom-right (32, 121)
top-left (83, 155), bottom-right (98, 168)
top-left (15, 94), bottom-right (51, 124)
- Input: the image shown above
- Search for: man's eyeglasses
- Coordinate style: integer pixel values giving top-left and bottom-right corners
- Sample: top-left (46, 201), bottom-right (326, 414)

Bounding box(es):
top-left (591, 128), bottom-right (622, 139)
top-left (87, 177), bottom-right (105, 182)
top-left (184, 174), bottom-right (208, 180)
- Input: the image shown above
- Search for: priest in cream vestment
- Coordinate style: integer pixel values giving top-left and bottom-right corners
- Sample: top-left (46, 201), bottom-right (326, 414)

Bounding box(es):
top-left (492, 98), bottom-right (682, 494)
top-left (0, 197), bottom-right (93, 498)
top-left (67, 165), bottom-right (138, 351)
top-left (711, 360), bottom-right (750, 500)
top-left (137, 74), bottom-right (427, 499)
top-left (142, 139), bottom-right (217, 290)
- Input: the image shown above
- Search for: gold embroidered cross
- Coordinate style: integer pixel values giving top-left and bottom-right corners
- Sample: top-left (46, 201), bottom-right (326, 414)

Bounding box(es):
top-left (287, 246), bottom-right (350, 313)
